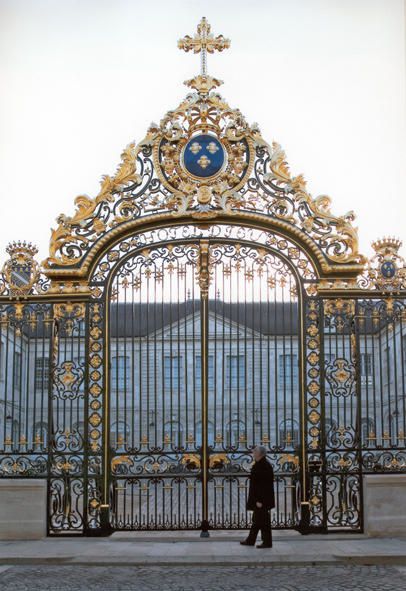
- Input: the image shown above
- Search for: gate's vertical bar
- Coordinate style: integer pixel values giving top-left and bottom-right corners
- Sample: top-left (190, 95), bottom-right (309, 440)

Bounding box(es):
top-left (46, 307), bottom-right (57, 535)
top-left (83, 303), bottom-right (90, 533)
top-left (354, 299), bottom-right (364, 532)
top-left (298, 293), bottom-right (310, 532)
top-left (101, 296), bottom-right (111, 535)
top-left (199, 240), bottom-right (210, 536)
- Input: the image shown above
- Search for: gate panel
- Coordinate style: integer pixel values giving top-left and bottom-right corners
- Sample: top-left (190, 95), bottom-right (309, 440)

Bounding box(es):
top-left (358, 298), bottom-right (406, 472)
top-left (0, 303), bottom-right (52, 478)
top-left (207, 243), bottom-right (301, 529)
top-left (48, 303), bottom-right (88, 535)
top-left (322, 299), bottom-right (361, 530)
top-left (108, 244), bottom-right (203, 530)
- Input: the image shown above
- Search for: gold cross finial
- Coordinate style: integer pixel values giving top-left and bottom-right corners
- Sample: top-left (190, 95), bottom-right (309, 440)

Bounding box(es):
top-left (178, 17), bottom-right (230, 77)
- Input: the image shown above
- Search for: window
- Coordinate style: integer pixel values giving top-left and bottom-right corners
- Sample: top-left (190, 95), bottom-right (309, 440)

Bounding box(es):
top-left (195, 420), bottom-right (215, 447)
top-left (5, 419), bottom-right (19, 446)
top-left (360, 353), bottom-right (372, 384)
top-left (402, 335), bottom-right (406, 366)
top-left (360, 417), bottom-right (375, 445)
top-left (195, 355), bottom-right (214, 389)
top-left (164, 420), bottom-right (183, 448)
top-left (0, 338), bottom-right (4, 381)
top-left (33, 422), bottom-right (48, 448)
top-left (35, 357), bottom-right (49, 390)
top-left (279, 419), bottom-right (299, 448)
top-left (383, 347), bottom-right (391, 385)
top-left (111, 356), bottom-right (130, 390)
top-left (227, 417), bottom-right (246, 448)
top-left (226, 355), bottom-right (245, 389)
top-left (278, 354), bottom-right (298, 387)
top-left (13, 351), bottom-right (21, 389)
top-left (360, 353), bottom-right (372, 376)
top-left (110, 420), bottom-right (130, 448)
top-left (164, 356), bottom-right (182, 390)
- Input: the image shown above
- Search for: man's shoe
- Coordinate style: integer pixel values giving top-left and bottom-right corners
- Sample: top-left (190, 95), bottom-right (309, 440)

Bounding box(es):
top-left (256, 543), bottom-right (272, 548)
top-left (240, 540), bottom-right (255, 546)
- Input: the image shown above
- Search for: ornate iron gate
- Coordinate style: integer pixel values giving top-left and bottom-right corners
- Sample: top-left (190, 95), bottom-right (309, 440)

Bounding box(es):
top-left (105, 236), bottom-right (306, 531)
top-left (0, 19), bottom-right (406, 537)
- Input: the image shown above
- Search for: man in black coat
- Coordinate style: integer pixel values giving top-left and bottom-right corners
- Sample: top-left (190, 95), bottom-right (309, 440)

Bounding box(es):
top-left (240, 445), bottom-right (275, 548)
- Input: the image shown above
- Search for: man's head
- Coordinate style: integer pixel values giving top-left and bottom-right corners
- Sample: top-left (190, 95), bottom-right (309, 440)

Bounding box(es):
top-left (252, 445), bottom-right (267, 462)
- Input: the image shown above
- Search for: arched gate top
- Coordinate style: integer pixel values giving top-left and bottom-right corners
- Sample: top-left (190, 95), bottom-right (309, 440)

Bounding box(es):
top-left (42, 18), bottom-right (364, 280)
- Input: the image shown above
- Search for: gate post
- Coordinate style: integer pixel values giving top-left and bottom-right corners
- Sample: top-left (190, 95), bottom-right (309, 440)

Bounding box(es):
top-left (298, 296), bottom-right (325, 534)
top-left (198, 240), bottom-right (210, 537)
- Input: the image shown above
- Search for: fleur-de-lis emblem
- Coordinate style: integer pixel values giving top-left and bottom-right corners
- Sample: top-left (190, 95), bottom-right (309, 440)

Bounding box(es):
top-left (189, 142), bottom-right (202, 154)
top-left (197, 155), bottom-right (211, 169)
top-left (207, 141), bottom-right (219, 154)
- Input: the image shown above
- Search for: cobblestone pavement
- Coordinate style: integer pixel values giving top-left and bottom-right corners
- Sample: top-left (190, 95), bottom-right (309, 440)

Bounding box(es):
top-left (0, 565), bottom-right (406, 591)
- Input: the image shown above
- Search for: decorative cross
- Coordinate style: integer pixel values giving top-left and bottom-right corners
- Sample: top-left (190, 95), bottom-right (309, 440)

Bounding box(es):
top-left (178, 17), bottom-right (230, 76)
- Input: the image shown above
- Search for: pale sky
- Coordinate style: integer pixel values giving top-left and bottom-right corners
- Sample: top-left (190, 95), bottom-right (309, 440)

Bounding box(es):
top-left (0, 0), bottom-right (405, 263)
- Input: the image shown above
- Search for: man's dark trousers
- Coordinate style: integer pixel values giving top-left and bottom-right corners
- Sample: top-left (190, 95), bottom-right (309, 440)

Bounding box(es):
top-left (246, 506), bottom-right (272, 546)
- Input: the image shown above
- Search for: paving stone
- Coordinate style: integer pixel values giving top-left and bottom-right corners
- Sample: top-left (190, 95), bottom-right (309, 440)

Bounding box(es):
top-left (1, 565), bottom-right (406, 591)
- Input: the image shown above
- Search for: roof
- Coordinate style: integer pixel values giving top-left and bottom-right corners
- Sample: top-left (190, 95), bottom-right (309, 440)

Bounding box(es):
top-left (109, 301), bottom-right (299, 337)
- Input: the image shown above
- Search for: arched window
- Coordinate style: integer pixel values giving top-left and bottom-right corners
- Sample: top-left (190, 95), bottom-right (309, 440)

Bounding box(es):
top-left (279, 419), bottom-right (299, 448)
top-left (5, 418), bottom-right (19, 447)
top-left (195, 420), bottom-right (215, 447)
top-left (360, 417), bottom-right (375, 445)
top-left (33, 421), bottom-right (48, 448)
top-left (389, 412), bottom-right (400, 443)
top-left (110, 420), bottom-right (130, 449)
top-left (226, 416), bottom-right (246, 448)
top-left (164, 420), bottom-right (184, 448)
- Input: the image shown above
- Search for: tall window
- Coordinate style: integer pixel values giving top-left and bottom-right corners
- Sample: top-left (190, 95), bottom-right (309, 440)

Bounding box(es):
top-left (13, 351), bottom-right (21, 389)
top-left (111, 355), bottom-right (130, 390)
top-left (110, 420), bottom-right (130, 448)
top-left (227, 417), bottom-right (246, 448)
top-left (164, 420), bottom-right (183, 448)
top-left (402, 335), bottom-right (406, 366)
top-left (360, 353), bottom-right (372, 384)
top-left (195, 355), bottom-right (214, 389)
top-left (0, 338), bottom-right (4, 381)
top-left (360, 417), bottom-right (375, 445)
top-left (226, 355), bottom-right (245, 389)
top-left (278, 354), bottom-right (298, 387)
top-left (195, 420), bottom-right (215, 447)
top-left (33, 422), bottom-right (48, 448)
top-left (35, 357), bottom-right (49, 390)
top-left (383, 346), bottom-right (391, 385)
top-left (164, 356), bottom-right (182, 390)
top-left (279, 419), bottom-right (299, 448)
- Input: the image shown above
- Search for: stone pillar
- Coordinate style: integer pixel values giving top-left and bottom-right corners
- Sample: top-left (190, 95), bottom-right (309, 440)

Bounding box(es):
top-left (0, 479), bottom-right (46, 540)
top-left (363, 474), bottom-right (406, 537)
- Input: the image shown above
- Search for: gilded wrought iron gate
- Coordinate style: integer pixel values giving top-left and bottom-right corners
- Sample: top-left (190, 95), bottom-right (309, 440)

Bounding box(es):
top-left (107, 238), bottom-right (304, 531)
top-left (1, 18), bottom-right (406, 539)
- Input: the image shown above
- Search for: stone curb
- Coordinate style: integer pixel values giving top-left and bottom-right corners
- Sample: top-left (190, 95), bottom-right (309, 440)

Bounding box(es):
top-left (1, 556), bottom-right (406, 567)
